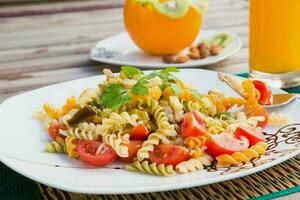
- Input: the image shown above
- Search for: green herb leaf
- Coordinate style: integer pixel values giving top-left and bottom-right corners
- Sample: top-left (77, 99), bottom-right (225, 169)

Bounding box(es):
top-left (99, 84), bottom-right (132, 110)
top-left (161, 67), bottom-right (179, 74)
top-left (132, 79), bottom-right (149, 96)
top-left (170, 83), bottom-right (182, 95)
top-left (120, 66), bottom-right (143, 78)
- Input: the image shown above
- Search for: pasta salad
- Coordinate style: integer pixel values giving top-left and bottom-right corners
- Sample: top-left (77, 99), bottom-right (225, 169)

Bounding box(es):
top-left (35, 66), bottom-right (277, 176)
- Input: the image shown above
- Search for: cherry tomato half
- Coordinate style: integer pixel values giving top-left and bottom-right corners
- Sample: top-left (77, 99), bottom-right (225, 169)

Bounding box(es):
top-left (48, 123), bottom-right (66, 141)
top-left (235, 127), bottom-right (266, 146)
top-left (120, 140), bottom-right (143, 163)
top-left (180, 112), bottom-right (206, 138)
top-left (206, 134), bottom-right (249, 157)
top-left (77, 141), bottom-right (117, 166)
top-left (130, 124), bottom-right (149, 140)
top-left (252, 80), bottom-right (272, 105)
top-left (149, 144), bottom-right (189, 167)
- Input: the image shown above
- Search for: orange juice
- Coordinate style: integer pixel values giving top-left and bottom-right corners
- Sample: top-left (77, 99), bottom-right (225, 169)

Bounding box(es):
top-left (124, 0), bottom-right (207, 55)
top-left (250, 0), bottom-right (300, 74)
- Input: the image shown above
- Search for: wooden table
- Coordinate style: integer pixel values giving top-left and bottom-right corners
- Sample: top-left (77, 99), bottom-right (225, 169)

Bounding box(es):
top-left (0, 0), bottom-right (250, 103)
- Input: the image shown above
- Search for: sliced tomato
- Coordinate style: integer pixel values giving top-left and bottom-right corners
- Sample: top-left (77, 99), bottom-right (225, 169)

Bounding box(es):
top-left (225, 105), bottom-right (232, 111)
top-left (77, 141), bottom-right (117, 166)
top-left (252, 80), bottom-right (272, 105)
top-left (120, 140), bottom-right (143, 163)
top-left (206, 134), bottom-right (249, 157)
top-left (192, 110), bottom-right (204, 124)
top-left (180, 112), bottom-right (206, 138)
top-left (48, 123), bottom-right (66, 141)
top-left (235, 127), bottom-right (266, 146)
top-left (149, 144), bottom-right (189, 167)
top-left (249, 107), bottom-right (269, 128)
top-left (130, 124), bottom-right (149, 140)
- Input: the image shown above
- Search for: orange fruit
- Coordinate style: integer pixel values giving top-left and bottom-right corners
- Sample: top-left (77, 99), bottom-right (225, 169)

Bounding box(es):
top-left (124, 0), bottom-right (204, 55)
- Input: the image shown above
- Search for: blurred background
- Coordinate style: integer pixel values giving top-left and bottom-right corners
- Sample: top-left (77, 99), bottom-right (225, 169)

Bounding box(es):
top-left (0, 0), bottom-right (248, 101)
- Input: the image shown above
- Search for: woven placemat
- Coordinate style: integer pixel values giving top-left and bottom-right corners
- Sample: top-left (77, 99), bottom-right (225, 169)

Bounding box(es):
top-left (1, 73), bottom-right (300, 200)
top-left (35, 155), bottom-right (300, 200)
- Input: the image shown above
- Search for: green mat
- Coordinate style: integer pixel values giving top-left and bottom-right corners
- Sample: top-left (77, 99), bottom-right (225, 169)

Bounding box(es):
top-left (1, 73), bottom-right (300, 200)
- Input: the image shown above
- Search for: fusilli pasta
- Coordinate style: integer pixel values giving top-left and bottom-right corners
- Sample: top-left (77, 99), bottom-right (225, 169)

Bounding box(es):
top-left (126, 160), bottom-right (175, 176)
top-left (216, 142), bottom-right (268, 166)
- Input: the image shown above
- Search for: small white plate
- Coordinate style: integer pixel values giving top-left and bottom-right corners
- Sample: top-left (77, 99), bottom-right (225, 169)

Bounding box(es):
top-left (90, 30), bottom-right (242, 68)
top-left (0, 69), bottom-right (299, 194)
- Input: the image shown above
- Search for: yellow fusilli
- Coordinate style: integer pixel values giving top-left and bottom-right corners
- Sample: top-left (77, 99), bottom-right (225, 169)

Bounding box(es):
top-left (216, 142), bottom-right (268, 166)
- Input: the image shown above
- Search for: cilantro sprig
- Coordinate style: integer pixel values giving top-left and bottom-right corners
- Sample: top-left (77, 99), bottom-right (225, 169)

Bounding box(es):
top-left (120, 66), bottom-right (144, 78)
top-left (99, 84), bottom-right (132, 110)
top-left (98, 66), bottom-right (180, 110)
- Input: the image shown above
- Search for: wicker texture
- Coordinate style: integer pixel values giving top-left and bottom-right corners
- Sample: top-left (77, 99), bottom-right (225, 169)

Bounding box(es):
top-left (37, 155), bottom-right (300, 200)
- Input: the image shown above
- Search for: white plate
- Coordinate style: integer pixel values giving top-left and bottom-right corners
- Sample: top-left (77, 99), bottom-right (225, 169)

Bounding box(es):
top-left (90, 30), bottom-right (242, 68)
top-left (0, 69), bottom-right (299, 194)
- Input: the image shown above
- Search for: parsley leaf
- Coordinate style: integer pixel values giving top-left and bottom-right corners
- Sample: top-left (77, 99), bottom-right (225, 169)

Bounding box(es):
top-left (120, 66), bottom-right (143, 78)
top-left (99, 84), bottom-right (132, 110)
top-left (161, 67), bottom-right (180, 74)
top-left (132, 79), bottom-right (149, 96)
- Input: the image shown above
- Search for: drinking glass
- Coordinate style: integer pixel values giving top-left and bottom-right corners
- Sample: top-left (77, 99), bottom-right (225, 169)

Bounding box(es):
top-left (249, 0), bottom-right (300, 88)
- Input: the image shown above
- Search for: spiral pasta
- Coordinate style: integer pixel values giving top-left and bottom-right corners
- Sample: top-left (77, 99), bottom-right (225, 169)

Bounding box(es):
top-left (184, 136), bottom-right (207, 158)
top-left (65, 136), bottom-right (79, 158)
top-left (181, 100), bottom-right (201, 112)
top-left (36, 67), bottom-right (273, 176)
top-left (77, 88), bottom-right (101, 107)
top-left (33, 111), bottom-right (58, 131)
top-left (126, 160), bottom-right (175, 176)
top-left (216, 142), bottom-right (268, 166)
top-left (102, 133), bottom-right (129, 157)
top-left (176, 154), bottom-right (213, 173)
top-left (242, 79), bottom-right (261, 112)
top-left (44, 141), bottom-right (65, 153)
top-left (95, 111), bottom-right (138, 137)
top-left (60, 122), bottom-right (99, 141)
top-left (136, 96), bottom-right (177, 160)
top-left (137, 128), bottom-right (173, 160)
top-left (268, 112), bottom-right (290, 125)
top-left (226, 115), bottom-right (265, 134)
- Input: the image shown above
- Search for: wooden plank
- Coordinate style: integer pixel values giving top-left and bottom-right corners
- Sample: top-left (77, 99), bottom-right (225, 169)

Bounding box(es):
top-left (0, 0), bottom-right (123, 18)
top-left (0, 0), bottom-right (250, 104)
top-left (0, 7), bottom-right (248, 38)
top-left (0, 32), bottom-right (249, 65)
top-left (0, 47), bottom-right (249, 94)
top-left (0, 15), bottom-right (248, 51)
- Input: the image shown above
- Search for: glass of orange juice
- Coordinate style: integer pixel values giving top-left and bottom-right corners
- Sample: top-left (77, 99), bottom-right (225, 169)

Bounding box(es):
top-left (249, 0), bottom-right (300, 88)
top-left (124, 0), bottom-right (208, 55)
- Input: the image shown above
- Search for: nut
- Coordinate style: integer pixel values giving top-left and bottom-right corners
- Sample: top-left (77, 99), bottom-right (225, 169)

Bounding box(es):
top-left (189, 46), bottom-right (198, 52)
top-left (210, 44), bottom-right (222, 56)
top-left (199, 47), bottom-right (210, 58)
top-left (162, 55), bottom-right (177, 64)
top-left (197, 43), bottom-right (211, 51)
top-left (188, 49), bottom-right (200, 59)
top-left (162, 55), bottom-right (189, 64)
top-left (175, 55), bottom-right (189, 63)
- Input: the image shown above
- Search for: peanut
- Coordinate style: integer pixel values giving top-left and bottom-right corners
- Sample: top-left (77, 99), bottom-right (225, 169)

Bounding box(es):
top-left (162, 55), bottom-right (189, 64)
top-left (197, 43), bottom-right (211, 51)
top-left (175, 55), bottom-right (189, 63)
top-left (210, 44), bottom-right (222, 56)
top-left (199, 47), bottom-right (210, 58)
top-left (188, 49), bottom-right (200, 59)
top-left (162, 55), bottom-right (177, 64)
